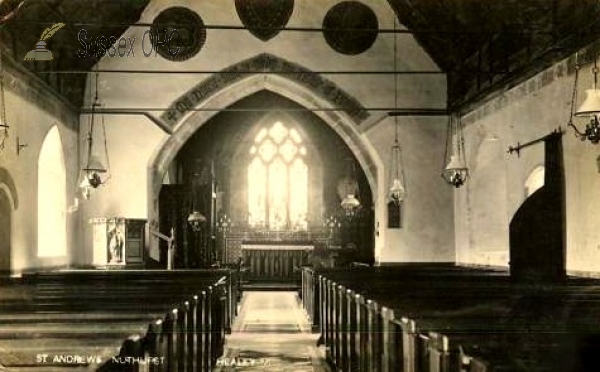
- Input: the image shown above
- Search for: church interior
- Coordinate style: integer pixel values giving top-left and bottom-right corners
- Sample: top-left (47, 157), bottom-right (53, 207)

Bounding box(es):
top-left (1, 0), bottom-right (600, 371)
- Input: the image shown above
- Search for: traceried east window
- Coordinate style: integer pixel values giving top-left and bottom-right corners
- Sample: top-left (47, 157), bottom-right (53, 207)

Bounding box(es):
top-left (248, 121), bottom-right (308, 230)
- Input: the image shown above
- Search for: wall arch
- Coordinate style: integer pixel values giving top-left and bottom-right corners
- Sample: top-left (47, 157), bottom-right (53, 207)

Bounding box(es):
top-left (0, 187), bottom-right (11, 274)
top-left (147, 69), bottom-right (381, 227)
top-left (0, 168), bottom-right (18, 210)
top-left (525, 164), bottom-right (545, 198)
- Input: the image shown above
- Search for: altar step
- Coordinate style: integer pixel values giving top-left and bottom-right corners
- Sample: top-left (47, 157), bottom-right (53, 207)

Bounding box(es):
top-left (242, 281), bottom-right (300, 291)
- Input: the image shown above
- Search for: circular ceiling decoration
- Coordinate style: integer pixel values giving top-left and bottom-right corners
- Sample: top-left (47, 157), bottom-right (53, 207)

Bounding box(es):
top-left (151, 7), bottom-right (206, 62)
top-left (323, 1), bottom-right (379, 55)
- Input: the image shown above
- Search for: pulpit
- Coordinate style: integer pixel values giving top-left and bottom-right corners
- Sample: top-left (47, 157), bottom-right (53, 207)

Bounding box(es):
top-left (90, 218), bottom-right (146, 268)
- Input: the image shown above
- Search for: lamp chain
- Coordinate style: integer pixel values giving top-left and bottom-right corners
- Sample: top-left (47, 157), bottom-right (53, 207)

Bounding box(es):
top-left (567, 52), bottom-right (588, 139)
top-left (85, 72), bottom-right (97, 169)
top-left (458, 114), bottom-right (466, 165)
top-left (594, 56), bottom-right (598, 90)
top-left (98, 72), bottom-right (111, 181)
top-left (392, 16), bottom-right (399, 176)
top-left (569, 54), bottom-right (579, 126)
top-left (442, 114), bottom-right (451, 171)
top-left (393, 15), bottom-right (399, 144)
top-left (101, 106), bottom-right (111, 179)
top-left (0, 53), bottom-right (7, 150)
top-left (390, 15), bottom-right (406, 195)
top-left (1, 55), bottom-right (5, 126)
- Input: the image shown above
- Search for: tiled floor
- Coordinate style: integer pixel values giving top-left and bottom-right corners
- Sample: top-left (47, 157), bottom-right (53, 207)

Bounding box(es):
top-left (214, 291), bottom-right (330, 372)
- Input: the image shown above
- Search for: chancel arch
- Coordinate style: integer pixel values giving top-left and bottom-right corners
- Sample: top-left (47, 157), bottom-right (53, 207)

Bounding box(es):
top-left (147, 65), bottom-right (381, 252)
top-left (37, 125), bottom-right (67, 258)
top-left (164, 91), bottom-right (375, 267)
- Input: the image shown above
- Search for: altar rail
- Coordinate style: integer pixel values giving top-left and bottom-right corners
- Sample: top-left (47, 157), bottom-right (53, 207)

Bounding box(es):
top-left (242, 244), bottom-right (313, 282)
top-left (222, 229), bottom-right (328, 264)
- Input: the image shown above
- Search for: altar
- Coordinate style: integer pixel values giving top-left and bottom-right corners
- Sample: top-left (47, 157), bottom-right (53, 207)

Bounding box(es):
top-left (241, 243), bottom-right (313, 282)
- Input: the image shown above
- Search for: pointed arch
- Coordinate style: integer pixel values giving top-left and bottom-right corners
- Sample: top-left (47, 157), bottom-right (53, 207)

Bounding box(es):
top-left (0, 187), bottom-right (11, 274)
top-left (148, 68), bottom-right (380, 221)
top-left (525, 165), bottom-right (545, 198)
top-left (159, 53), bottom-right (370, 128)
top-left (37, 125), bottom-right (67, 258)
top-left (0, 169), bottom-right (17, 275)
top-left (0, 168), bottom-right (18, 210)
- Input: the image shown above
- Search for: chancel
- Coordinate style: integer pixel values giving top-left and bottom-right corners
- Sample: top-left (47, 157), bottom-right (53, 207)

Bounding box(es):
top-left (2, 0), bottom-right (600, 371)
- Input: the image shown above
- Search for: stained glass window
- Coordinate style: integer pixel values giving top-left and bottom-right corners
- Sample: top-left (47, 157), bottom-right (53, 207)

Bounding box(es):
top-left (248, 121), bottom-right (308, 229)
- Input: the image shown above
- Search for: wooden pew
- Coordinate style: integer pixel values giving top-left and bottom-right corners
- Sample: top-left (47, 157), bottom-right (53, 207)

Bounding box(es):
top-left (27, 269), bottom-right (238, 337)
top-left (0, 270), bottom-right (235, 372)
top-left (310, 266), bottom-right (512, 371)
top-left (304, 266), bottom-right (600, 372)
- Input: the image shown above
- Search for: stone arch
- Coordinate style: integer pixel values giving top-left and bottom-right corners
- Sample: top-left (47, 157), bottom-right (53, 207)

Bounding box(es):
top-left (159, 53), bottom-right (370, 128)
top-left (0, 168), bottom-right (18, 210)
top-left (524, 164), bottom-right (545, 198)
top-left (147, 63), bottom-right (381, 226)
top-left (0, 186), bottom-right (12, 274)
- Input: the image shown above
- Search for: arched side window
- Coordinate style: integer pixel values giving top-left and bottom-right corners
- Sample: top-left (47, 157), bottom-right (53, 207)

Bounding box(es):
top-left (38, 126), bottom-right (67, 257)
top-left (247, 121), bottom-right (308, 230)
top-left (524, 165), bottom-right (545, 198)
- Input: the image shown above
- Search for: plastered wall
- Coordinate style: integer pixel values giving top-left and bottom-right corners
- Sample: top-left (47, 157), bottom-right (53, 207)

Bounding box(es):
top-left (0, 1), bottom-right (456, 271)
top-left (76, 0), bottom-right (452, 265)
top-left (456, 49), bottom-right (600, 275)
top-left (6, 2), bottom-right (599, 272)
top-left (0, 54), bottom-right (79, 274)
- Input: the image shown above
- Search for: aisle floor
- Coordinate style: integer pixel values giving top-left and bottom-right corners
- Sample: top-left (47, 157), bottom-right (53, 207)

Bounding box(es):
top-left (214, 291), bottom-right (331, 372)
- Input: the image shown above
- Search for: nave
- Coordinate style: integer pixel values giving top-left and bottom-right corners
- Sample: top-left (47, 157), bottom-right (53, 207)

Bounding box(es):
top-left (1, 263), bottom-right (600, 372)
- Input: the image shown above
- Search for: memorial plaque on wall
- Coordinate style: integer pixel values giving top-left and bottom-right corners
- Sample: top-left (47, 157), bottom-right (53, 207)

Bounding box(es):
top-left (387, 201), bottom-right (402, 228)
top-left (235, 0), bottom-right (294, 41)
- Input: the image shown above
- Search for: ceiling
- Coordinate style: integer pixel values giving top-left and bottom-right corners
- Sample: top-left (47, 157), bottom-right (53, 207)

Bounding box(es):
top-left (0, 0), bottom-right (149, 108)
top-left (390, 0), bottom-right (600, 110)
top-left (0, 0), bottom-right (599, 111)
